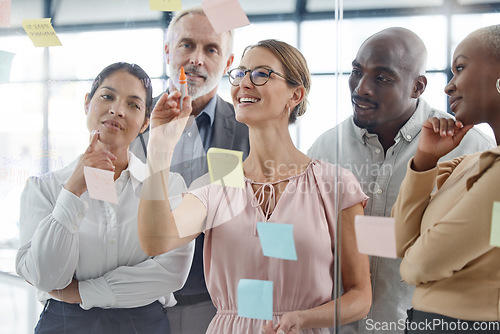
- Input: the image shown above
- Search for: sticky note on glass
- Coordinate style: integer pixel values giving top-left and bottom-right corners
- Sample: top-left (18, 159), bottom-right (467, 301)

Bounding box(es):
top-left (0, 0), bottom-right (12, 27)
top-left (83, 166), bottom-right (118, 204)
top-left (202, 0), bottom-right (250, 34)
top-left (490, 202), bottom-right (500, 247)
top-left (207, 147), bottom-right (244, 188)
top-left (354, 216), bottom-right (397, 258)
top-left (237, 279), bottom-right (273, 320)
top-left (22, 18), bottom-right (62, 47)
top-left (0, 50), bottom-right (14, 82)
top-left (257, 222), bottom-right (297, 260)
top-left (149, 0), bottom-right (182, 11)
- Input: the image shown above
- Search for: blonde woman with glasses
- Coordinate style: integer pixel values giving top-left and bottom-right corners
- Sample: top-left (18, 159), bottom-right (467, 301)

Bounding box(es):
top-left (138, 39), bottom-right (372, 334)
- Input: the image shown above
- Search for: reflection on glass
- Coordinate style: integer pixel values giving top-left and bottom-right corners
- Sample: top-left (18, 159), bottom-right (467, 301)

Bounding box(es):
top-left (0, 2), bottom-right (499, 333)
top-left (0, 83), bottom-right (43, 270)
top-left (0, 36), bottom-right (44, 81)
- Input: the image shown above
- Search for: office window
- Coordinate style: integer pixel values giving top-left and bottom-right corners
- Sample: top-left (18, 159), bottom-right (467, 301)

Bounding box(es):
top-left (49, 28), bottom-right (164, 80)
top-left (232, 21), bottom-right (298, 63)
top-left (298, 74), bottom-right (351, 151)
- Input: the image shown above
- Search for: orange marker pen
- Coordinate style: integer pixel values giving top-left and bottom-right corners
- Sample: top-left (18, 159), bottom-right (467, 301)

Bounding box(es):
top-left (179, 66), bottom-right (187, 110)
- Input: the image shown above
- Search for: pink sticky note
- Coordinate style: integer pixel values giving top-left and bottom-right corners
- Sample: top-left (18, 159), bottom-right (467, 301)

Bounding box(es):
top-left (202, 0), bottom-right (250, 34)
top-left (0, 0), bottom-right (12, 27)
top-left (83, 166), bottom-right (118, 204)
top-left (354, 216), bottom-right (397, 258)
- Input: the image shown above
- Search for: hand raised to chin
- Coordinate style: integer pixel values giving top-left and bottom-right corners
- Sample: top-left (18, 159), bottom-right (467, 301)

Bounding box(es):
top-left (64, 130), bottom-right (117, 197)
top-left (412, 117), bottom-right (473, 172)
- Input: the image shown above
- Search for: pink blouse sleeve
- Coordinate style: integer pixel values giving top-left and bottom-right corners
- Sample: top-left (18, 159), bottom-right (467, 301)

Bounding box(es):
top-left (187, 173), bottom-right (246, 232)
top-left (338, 166), bottom-right (369, 210)
top-left (312, 160), bottom-right (368, 245)
top-left (313, 160), bottom-right (368, 211)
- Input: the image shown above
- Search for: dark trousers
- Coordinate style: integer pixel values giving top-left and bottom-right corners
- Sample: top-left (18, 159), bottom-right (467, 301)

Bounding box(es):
top-left (34, 299), bottom-right (170, 334)
top-left (405, 308), bottom-right (500, 334)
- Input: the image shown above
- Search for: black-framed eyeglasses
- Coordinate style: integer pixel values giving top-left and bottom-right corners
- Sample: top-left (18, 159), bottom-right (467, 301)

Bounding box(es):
top-left (228, 67), bottom-right (293, 86)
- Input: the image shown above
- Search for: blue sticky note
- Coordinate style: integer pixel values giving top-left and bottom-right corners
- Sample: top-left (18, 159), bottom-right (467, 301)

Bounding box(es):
top-left (257, 222), bottom-right (297, 260)
top-left (237, 279), bottom-right (273, 320)
top-left (0, 50), bottom-right (15, 82)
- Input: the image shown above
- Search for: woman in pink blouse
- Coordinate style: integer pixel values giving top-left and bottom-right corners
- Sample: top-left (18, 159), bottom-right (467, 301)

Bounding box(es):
top-left (138, 39), bottom-right (371, 334)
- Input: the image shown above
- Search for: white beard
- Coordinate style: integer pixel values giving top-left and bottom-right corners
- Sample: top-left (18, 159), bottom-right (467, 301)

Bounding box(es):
top-left (168, 64), bottom-right (223, 100)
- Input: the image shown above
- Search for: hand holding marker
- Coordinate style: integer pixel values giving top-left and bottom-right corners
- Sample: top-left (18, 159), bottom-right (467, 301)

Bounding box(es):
top-left (179, 66), bottom-right (187, 110)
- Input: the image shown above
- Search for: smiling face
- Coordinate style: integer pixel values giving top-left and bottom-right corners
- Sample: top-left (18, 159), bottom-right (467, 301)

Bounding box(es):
top-left (445, 36), bottom-right (500, 126)
top-left (166, 13), bottom-right (233, 100)
top-left (230, 47), bottom-right (300, 126)
top-left (85, 70), bottom-right (149, 150)
top-left (349, 30), bottom-right (426, 135)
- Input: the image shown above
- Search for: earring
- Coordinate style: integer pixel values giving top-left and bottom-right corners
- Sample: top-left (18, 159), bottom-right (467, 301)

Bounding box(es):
top-left (496, 78), bottom-right (500, 94)
top-left (288, 106), bottom-right (291, 117)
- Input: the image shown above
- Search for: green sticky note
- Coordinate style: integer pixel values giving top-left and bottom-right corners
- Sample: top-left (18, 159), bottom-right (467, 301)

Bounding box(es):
top-left (0, 50), bottom-right (15, 82)
top-left (207, 147), bottom-right (244, 188)
top-left (257, 222), bottom-right (297, 260)
top-left (237, 279), bottom-right (273, 320)
top-left (490, 201), bottom-right (500, 247)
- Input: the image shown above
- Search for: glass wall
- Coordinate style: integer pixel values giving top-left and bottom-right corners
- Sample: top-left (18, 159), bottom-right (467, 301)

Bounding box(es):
top-left (0, 0), bottom-right (499, 332)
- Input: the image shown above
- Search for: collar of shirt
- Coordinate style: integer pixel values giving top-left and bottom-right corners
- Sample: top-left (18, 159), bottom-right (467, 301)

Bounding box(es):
top-left (61, 151), bottom-right (147, 192)
top-left (127, 151), bottom-right (147, 188)
top-left (165, 80), bottom-right (216, 127)
top-left (195, 94), bottom-right (217, 127)
top-left (398, 98), bottom-right (431, 143)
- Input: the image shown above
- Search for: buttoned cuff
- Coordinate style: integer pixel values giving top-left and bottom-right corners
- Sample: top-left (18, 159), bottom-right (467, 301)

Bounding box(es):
top-left (79, 277), bottom-right (116, 310)
top-left (52, 188), bottom-right (89, 234)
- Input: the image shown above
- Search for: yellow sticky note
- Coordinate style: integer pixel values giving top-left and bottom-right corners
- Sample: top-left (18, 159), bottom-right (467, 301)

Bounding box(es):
top-left (490, 202), bottom-right (500, 247)
top-left (22, 18), bottom-right (62, 47)
top-left (207, 147), bottom-right (244, 188)
top-left (149, 0), bottom-right (182, 11)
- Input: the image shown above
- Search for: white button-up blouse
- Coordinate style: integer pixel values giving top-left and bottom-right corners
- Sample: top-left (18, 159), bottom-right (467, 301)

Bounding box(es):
top-left (16, 152), bottom-right (194, 310)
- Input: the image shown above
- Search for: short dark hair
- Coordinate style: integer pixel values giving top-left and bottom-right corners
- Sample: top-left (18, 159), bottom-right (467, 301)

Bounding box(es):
top-left (469, 24), bottom-right (500, 60)
top-left (87, 62), bottom-right (153, 118)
